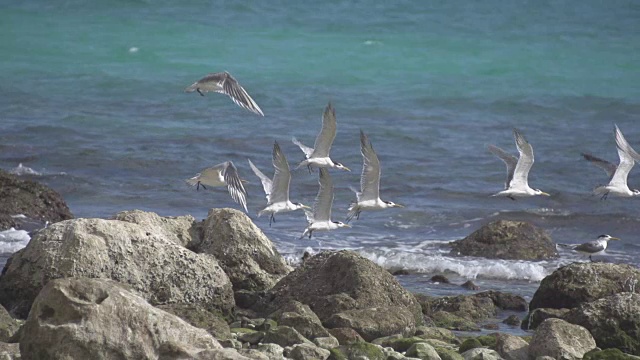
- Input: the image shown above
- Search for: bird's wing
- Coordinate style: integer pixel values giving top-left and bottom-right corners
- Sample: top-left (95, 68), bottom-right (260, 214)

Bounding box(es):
top-left (574, 240), bottom-right (605, 253)
top-left (292, 137), bottom-right (314, 158)
top-left (184, 72), bottom-right (224, 93)
top-left (311, 103), bottom-right (337, 158)
top-left (609, 126), bottom-right (636, 188)
top-left (247, 159), bottom-right (272, 200)
top-left (313, 168), bottom-right (334, 222)
top-left (510, 129), bottom-right (534, 189)
top-left (358, 130), bottom-right (381, 201)
top-left (615, 124), bottom-right (640, 161)
top-left (269, 141), bottom-right (291, 204)
top-left (185, 164), bottom-right (226, 187)
top-left (222, 161), bottom-right (248, 212)
top-left (218, 72), bottom-right (264, 116)
top-left (581, 153), bottom-right (617, 180)
top-left (488, 144), bottom-right (518, 189)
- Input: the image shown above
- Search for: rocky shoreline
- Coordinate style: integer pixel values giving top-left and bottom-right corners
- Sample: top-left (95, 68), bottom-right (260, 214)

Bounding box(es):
top-left (0, 171), bottom-right (639, 359)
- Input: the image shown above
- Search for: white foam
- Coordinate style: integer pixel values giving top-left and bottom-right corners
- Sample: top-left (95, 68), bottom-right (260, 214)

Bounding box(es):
top-left (363, 40), bottom-right (382, 46)
top-left (0, 228), bottom-right (31, 254)
top-left (9, 163), bottom-right (41, 176)
top-left (129, 47), bottom-right (139, 53)
top-left (10, 214), bottom-right (27, 219)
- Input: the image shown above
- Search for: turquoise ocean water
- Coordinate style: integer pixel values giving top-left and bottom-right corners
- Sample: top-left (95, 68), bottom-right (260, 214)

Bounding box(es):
top-left (1, 0), bottom-right (640, 329)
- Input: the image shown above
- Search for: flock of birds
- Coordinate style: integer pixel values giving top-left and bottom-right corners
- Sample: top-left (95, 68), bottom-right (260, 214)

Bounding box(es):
top-left (182, 71), bottom-right (637, 258)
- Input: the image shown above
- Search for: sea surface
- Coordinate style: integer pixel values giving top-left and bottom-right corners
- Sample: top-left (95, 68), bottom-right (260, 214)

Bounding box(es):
top-left (1, 0), bottom-right (640, 334)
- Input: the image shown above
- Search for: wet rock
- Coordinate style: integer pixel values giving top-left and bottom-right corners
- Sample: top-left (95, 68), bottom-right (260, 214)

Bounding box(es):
top-left (431, 275), bottom-right (451, 284)
top-left (436, 348), bottom-right (464, 360)
top-left (414, 326), bottom-right (460, 344)
top-left (529, 262), bottom-right (640, 311)
top-left (0, 169), bottom-right (73, 231)
top-left (450, 220), bottom-right (557, 260)
top-left (327, 327), bottom-right (365, 345)
top-left (474, 291), bottom-right (528, 312)
top-left (430, 311), bottom-right (480, 331)
top-left (238, 330), bottom-right (265, 345)
top-left (460, 348), bottom-right (502, 360)
top-left (289, 343), bottom-right (331, 360)
top-left (521, 308), bottom-right (569, 330)
top-left (0, 215), bottom-right (234, 318)
top-left (324, 306), bottom-right (417, 342)
top-left (372, 335), bottom-right (424, 352)
top-left (157, 304), bottom-right (231, 340)
top-left (528, 318), bottom-right (596, 360)
top-left (262, 326), bottom-right (312, 348)
top-left (195, 208), bottom-right (292, 292)
top-left (564, 292), bottom-right (640, 355)
top-left (268, 300), bottom-right (330, 340)
top-left (19, 277), bottom-right (221, 359)
top-left (583, 348), bottom-right (639, 360)
top-left (461, 281), bottom-right (480, 290)
top-left (502, 315), bottom-right (521, 327)
top-left (459, 338), bottom-right (483, 353)
top-left (392, 269), bottom-right (410, 276)
top-left (420, 294), bottom-right (496, 321)
top-left (494, 333), bottom-right (528, 360)
top-left (0, 306), bottom-right (19, 343)
top-left (313, 336), bottom-right (339, 350)
top-left (262, 250), bottom-right (423, 335)
top-left (406, 342), bottom-right (441, 360)
top-left (328, 343), bottom-right (385, 360)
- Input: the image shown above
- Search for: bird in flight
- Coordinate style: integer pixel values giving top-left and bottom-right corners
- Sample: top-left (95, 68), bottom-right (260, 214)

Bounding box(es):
top-left (300, 168), bottom-right (350, 239)
top-left (185, 71), bottom-right (264, 116)
top-left (185, 161), bottom-right (248, 212)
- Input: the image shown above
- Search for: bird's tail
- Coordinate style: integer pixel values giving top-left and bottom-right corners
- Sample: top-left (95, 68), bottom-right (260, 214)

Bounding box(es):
top-left (557, 243), bottom-right (576, 250)
top-left (184, 82), bottom-right (198, 93)
top-left (185, 174), bottom-right (201, 187)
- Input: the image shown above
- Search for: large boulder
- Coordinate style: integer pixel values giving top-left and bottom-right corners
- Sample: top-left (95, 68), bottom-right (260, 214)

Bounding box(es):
top-left (261, 250), bottom-right (423, 340)
top-left (19, 277), bottom-right (223, 359)
top-left (494, 333), bottom-right (528, 360)
top-left (0, 216), bottom-right (234, 318)
top-left (0, 305), bottom-right (19, 342)
top-left (324, 306), bottom-right (417, 342)
top-left (563, 292), bottom-right (640, 355)
top-left (0, 169), bottom-right (73, 231)
top-left (268, 301), bottom-right (331, 340)
top-left (450, 220), bottom-right (557, 260)
top-left (521, 307), bottom-right (569, 330)
top-left (417, 291), bottom-right (527, 322)
top-left (528, 318), bottom-right (596, 360)
top-left (194, 208), bottom-right (292, 292)
top-left (114, 210), bottom-right (198, 248)
top-left (529, 263), bottom-right (640, 311)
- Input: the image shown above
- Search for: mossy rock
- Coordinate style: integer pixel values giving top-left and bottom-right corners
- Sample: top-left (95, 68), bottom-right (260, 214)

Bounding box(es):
top-left (372, 335), bottom-right (425, 352)
top-left (415, 326), bottom-right (460, 344)
top-left (230, 327), bottom-right (257, 334)
top-left (431, 311), bottom-right (480, 331)
top-left (435, 347), bottom-right (465, 360)
top-left (458, 338), bottom-right (482, 353)
top-left (475, 334), bottom-right (497, 349)
top-left (328, 343), bottom-right (385, 360)
top-left (584, 348), bottom-right (637, 360)
top-left (156, 304), bottom-right (231, 340)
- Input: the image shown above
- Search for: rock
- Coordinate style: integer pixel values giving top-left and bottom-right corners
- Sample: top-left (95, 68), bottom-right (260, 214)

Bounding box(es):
top-left (529, 262), bottom-right (640, 311)
top-left (460, 348), bottom-right (503, 360)
top-left (269, 300), bottom-right (331, 340)
top-left (19, 277), bottom-right (221, 359)
top-left (436, 348), bottom-right (464, 360)
top-left (313, 336), bottom-right (339, 350)
top-left (494, 333), bottom-right (528, 360)
top-left (324, 306), bottom-right (418, 342)
top-left (476, 335), bottom-right (497, 348)
top-left (238, 330), bottom-right (265, 345)
top-left (289, 343), bottom-right (331, 360)
top-left (382, 347), bottom-right (406, 360)
top-left (327, 327), bottom-right (365, 345)
top-left (528, 318), bottom-right (596, 360)
top-left (195, 208), bottom-right (291, 292)
top-left (0, 306), bottom-right (19, 343)
top-left (414, 326), bottom-right (460, 344)
top-left (372, 335), bottom-right (425, 352)
top-left (256, 318), bottom-right (278, 332)
top-left (219, 339), bottom-right (242, 350)
top-left (431, 275), bottom-right (451, 284)
top-left (0, 215), bottom-right (234, 319)
top-left (0, 342), bottom-right (20, 360)
top-left (563, 292), bottom-right (640, 355)
top-left (406, 342), bottom-right (442, 360)
top-left (262, 326), bottom-right (312, 347)
top-left (328, 343), bottom-right (385, 360)
top-left (262, 250), bottom-right (423, 333)
top-left (114, 210), bottom-right (198, 248)
top-left (502, 315), bottom-right (521, 327)
top-left (392, 269), bottom-right (410, 276)
top-left (188, 348), bottom-right (252, 359)
top-left (461, 281), bottom-right (480, 290)
top-left (235, 289), bottom-right (268, 309)
top-left (157, 304), bottom-right (231, 340)
top-left (450, 220), bottom-right (557, 260)
top-left (239, 349), bottom-right (269, 359)
top-left (256, 343), bottom-right (285, 360)
top-left (430, 311), bottom-right (480, 332)
top-left (421, 294), bottom-right (496, 321)
top-left (458, 338), bottom-right (483, 353)
top-left (583, 348), bottom-right (639, 360)
top-left (474, 291), bottom-right (528, 312)
top-left (521, 307), bottom-right (569, 330)
top-left (0, 169), bottom-right (73, 231)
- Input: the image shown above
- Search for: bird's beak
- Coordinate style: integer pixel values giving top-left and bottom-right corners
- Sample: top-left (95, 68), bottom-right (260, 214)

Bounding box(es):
top-left (302, 205), bottom-right (312, 210)
top-left (343, 167), bottom-right (351, 172)
top-left (395, 204), bottom-right (405, 208)
top-left (611, 237), bottom-right (621, 241)
top-left (541, 192), bottom-right (551, 196)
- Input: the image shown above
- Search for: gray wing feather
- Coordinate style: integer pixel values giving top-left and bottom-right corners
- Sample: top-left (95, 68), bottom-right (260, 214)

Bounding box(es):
top-left (313, 168), bottom-right (334, 222)
top-left (269, 141), bottom-right (291, 204)
top-left (219, 72), bottom-right (264, 116)
top-left (248, 159), bottom-right (272, 200)
top-left (610, 125), bottom-right (636, 187)
top-left (358, 130), bottom-right (381, 201)
top-left (488, 144), bottom-right (518, 189)
top-left (311, 103), bottom-right (337, 158)
top-left (292, 137), bottom-right (314, 158)
top-left (511, 129), bottom-right (534, 189)
top-left (582, 153), bottom-right (617, 180)
top-left (574, 241), bottom-right (605, 253)
top-left (222, 161), bottom-right (248, 212)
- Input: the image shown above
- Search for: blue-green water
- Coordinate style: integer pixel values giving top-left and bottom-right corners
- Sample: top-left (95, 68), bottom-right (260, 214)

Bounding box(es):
top-left (1, 1), bottom-right (640, 326)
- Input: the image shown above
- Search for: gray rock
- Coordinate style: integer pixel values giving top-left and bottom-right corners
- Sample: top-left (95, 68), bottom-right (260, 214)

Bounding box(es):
top-left (156, 304), bottom-right (232, 340)
top-left (238, 349), bottom-right (270, 360)
top-left (0, 306), bottom-right (19, 343)
top-left (406, 342), bottom-right (442, 360)
top-left (289, 343), bottom-right (331, 360)
top-left (461, 281), bottom-right (480, 290)
top-left (528, 318), bottom-right (596, 360)
top-left (114, 210), bottom-right (198, 248)
top-left (19, 277), bottom-right (221, 359)
top-left (429, 311), bottom-right (481, 332)
top-left (238, 330), bottom-right (265, 345)
top-left (449, 220), bottom-right (558, 260)
top-left (327, 327), bottom-right (365, 345)
top-left (502, 315), bottom-right (521, 327)
top-left (0, 342), bottom-right (20, 360)
top-left (0, 169), bottom-right (73, 231)
top-left (328, 343), bottom-right (386, 360)
top-left (195, 208), bottom-right (292, 292)
top-left (521, 308), bottom-right (569, 330)
top-left (564, 292), bottom-right (640, 355)
top-left (219, 339), bottom-right (242, 350)
top-left (414, 326), bottom-right (460, 344)
top-left (533, 357), bottom-right (554, 360)
top-left (324, 306), bottom-right (417, 342)
top-left (461, 348), bottom-right (503, 360)
top-left (256, 343), bottom-right (285, 360)
top-left (529, 262), bottom-right (640, 311)
top-left (262, 250), bottom-right (423, 331)
top-left (313, 336), bottom-right (339, 350)
top-left (262, 326), bottom-right (313, 348)
top-left (269, 300), bottom-right (331, 340)
top-left (371, 335), bottom-right (424, 352)
top-left (0, 215), bottom-right (234, 319)
top-left (494, 333), bottom-right (528, 360)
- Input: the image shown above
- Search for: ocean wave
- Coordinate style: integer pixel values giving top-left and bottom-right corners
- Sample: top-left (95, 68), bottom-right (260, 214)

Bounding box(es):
top-left (9, 163), bottom-right (41, 176)
top-left (0, 228), bottom-right (31, 254)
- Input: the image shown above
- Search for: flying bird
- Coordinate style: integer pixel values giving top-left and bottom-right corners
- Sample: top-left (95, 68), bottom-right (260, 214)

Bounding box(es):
top-left (488, 129), bottom-right (550, 199)
top-left (185, 161), bottom-right (248, 212)
top-left (248, 141), bottom-right (310, 226)
top-left (300, 168), bottom-right (350, 239)
top-left (346, 130), bottom-right (403, 222)
top-left (292, 102), bottom-right (350, 172)
top-left (558, 234), bottom-right (621, 262)
top-left (582, 125), bottom-right (640, 199)
top-left (185, 71), bottom-right (264, 116)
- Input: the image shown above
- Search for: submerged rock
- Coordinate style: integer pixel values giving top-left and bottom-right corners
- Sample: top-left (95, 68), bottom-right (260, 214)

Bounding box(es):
top-left (528, 318), bottom-right (596, 360)
top-left (19, 277), bottom-right (222, 359)
top-left (0, 215), bottom-right (234, 318)
top-left (450, 220), bottom-right (557, 260)
top-left (0, 169), bottom-right (73, 231)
